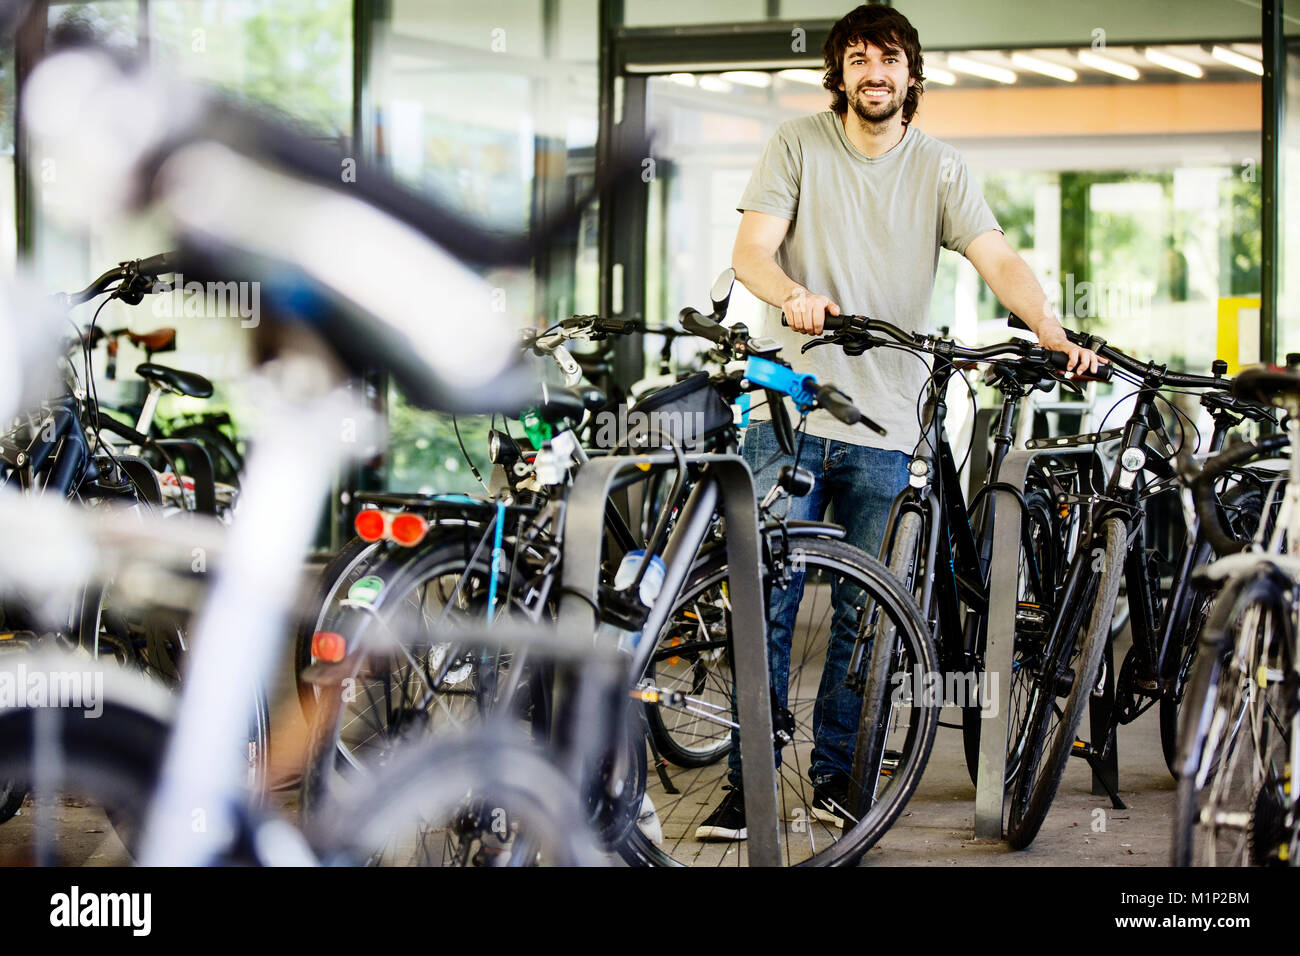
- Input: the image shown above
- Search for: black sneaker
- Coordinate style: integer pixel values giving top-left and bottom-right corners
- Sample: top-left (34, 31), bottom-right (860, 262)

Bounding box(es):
top-left (811, 776), bottom-right (854, 829)
top-left (694, 785), bottom-right (746, 841)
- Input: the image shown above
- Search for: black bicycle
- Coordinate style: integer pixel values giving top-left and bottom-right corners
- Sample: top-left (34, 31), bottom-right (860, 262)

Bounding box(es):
top-left (787, 314), bottom-right (1098, 800)
top-left (996, 315), bottom-right (1272, 848)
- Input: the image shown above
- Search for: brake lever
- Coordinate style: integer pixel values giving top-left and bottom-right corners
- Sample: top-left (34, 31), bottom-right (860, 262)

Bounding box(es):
top-left (1047, 370), bottom-right (1084, 396)
top-left (800, 330), bottom-right (884, 357)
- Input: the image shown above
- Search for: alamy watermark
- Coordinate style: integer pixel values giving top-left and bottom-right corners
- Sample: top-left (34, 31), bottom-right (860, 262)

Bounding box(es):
top-left (1045, 273), bottom-right (1154, 322)
top-left (0, 663), bottom-right (103, 718)
top-left (589, 406), bottom-right (708, 450)
top-left (150, 274), bottom-right (261, 328)
top-left (891, 665), bottom-right (1000, 717)
top-left (50, 886), bottom-right (150, 935)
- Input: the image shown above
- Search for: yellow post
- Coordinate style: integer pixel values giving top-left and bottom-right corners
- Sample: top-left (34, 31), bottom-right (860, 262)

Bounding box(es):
top-left (1216, 296), bottom-right (1262, 373)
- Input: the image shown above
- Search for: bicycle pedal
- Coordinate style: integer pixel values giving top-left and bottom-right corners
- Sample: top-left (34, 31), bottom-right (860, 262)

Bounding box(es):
top-left (1015, 602), bottom-right (1049, 632)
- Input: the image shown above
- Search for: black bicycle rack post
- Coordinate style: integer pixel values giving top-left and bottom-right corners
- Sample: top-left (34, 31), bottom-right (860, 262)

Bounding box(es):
top-left (556, 451), bottom-right (780, 865)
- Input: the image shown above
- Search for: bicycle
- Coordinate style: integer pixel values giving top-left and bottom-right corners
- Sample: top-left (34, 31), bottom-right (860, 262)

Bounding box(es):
top-left (788, 312), bottom-right (1098, 797)
top-left (992, 315), bottom-right (1269, 848)
top-left (1172, 362), bottom-right (1297, 866)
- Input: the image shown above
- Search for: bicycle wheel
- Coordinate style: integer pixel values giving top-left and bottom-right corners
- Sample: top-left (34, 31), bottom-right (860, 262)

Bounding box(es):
top-left (1159, 484), bottom-right (1264, 778)
top-left (643, 587), bottom-right (733, 768)
top-left (294, 534), bottom-right (387, 720)
top-left (1172, 568), bottom-right (1294, 866)
top-left (619, 535), bottom-right (934, 867)
top-left (300, 532), bottom-right (543, 818)
top-left (0, 657), bottom-right (171, 864)
top-left (308, 731), bottom-right (599, 867)
top-left (1006, 513), bottom-right (1125, 849)
top-left (961, 483), bottom-right (1071, 787)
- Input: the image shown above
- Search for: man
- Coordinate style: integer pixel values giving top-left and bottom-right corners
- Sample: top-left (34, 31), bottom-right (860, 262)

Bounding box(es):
top-left (694, 3), bottom-right (1100, 841)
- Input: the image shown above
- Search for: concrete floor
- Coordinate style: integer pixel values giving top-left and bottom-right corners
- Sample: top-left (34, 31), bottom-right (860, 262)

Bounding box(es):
top-left (864, 702), bottom-right (1175, 866)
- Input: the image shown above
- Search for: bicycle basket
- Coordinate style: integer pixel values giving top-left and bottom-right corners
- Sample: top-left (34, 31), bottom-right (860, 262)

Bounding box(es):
top-left (623, 372), bottom-right (734, 452)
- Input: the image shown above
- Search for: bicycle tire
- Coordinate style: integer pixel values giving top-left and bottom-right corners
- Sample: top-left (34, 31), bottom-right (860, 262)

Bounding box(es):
top-left (170, 423), bottom-right (243, 488)
top-left (961, 485), bottom-right (1067, 787)
top-left (1159, 484), bottom-right (1264, 778)
top-left (1171, 567), bottom-right (1293, 866)
top-left (0, 657), bottom-right (172, 863)
top-left (0, 779), bottom-right (25, 825)
top-left (618, 535), bottom-right (933, 867)
top-left (1006, 513), bottom-right (1125, 849)
top-left (308, 731), bottom-right (600, 866)
top-left (642, 596), bottom-right (734, 769)
top-left (79, 581), bottom-right (270, 800)
top-left (300, 532), bottom-right (541, 818)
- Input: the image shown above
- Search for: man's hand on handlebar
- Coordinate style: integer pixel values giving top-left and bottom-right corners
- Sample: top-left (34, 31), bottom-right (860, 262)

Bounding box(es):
top-left (1036, 322), bottom-right (1103, 376)
top-left (783, 287), bottom-right (840, 336)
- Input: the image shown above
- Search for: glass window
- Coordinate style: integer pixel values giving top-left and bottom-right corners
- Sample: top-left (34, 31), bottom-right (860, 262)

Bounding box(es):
top-left (149, 0), bottom-right (353, 137)
top-left (32, 2), bottom-right (354, 440)
top-left (371, 0), bottom-right (599, 493)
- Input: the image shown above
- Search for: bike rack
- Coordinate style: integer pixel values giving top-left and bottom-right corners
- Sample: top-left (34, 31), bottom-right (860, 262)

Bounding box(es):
top-left (557, 452), bottom-right (780, 866)
top-left (974, 444), bottom-right (1111, 840)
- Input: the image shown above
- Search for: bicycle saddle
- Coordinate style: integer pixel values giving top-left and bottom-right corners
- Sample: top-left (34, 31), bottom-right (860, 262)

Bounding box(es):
top-left (1233, 361), bottom-right (1300, 407)
top-left (136, 363), bottom-right (214, 399)
top-left (126, 327), bottom-right (177, 353)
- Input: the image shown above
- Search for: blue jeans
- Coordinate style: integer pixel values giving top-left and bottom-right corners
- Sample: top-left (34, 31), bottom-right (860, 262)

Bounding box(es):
top-left (727, 422), bottom-right (909, 788)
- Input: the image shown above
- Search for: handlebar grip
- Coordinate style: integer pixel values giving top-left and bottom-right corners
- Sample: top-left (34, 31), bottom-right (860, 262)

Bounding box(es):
top-left (1044, 348), bottom-right (1115, 382)
top-left (594, 317), bottom-right (637, 335)
top-left (1008, 312), bottom-right (1087, 347)
top-left (1190, 434), bottom-right (1289, 555)
top-left (134, 252), bottom-right (177, 276)
top-left (1076, 363), bottom-right (1115, 384)
top-left (780, 314), bottom-right (849, 332)
top-left (816, 384), bottom-right (886, 435)
top-left (680, 308), bottom-right (729, 345)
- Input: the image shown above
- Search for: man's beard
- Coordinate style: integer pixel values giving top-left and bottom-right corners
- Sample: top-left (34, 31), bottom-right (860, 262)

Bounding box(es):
top-left (848, 82), bottom-right (905, 128)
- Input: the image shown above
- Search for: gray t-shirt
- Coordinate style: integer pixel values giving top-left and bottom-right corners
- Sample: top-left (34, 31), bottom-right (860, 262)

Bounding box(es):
top-left (738, 111), bottom-right (1000, 453)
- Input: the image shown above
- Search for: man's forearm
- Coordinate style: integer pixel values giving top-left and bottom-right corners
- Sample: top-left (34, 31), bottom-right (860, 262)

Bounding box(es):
top-left (988, 255), bottom-right (1064, 339)
top-left (732, 242), bottom-right (805, 309)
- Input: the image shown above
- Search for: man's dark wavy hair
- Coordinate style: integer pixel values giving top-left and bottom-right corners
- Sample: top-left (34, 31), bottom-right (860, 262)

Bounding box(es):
top-left (823, 4), bottom-right (925, 124)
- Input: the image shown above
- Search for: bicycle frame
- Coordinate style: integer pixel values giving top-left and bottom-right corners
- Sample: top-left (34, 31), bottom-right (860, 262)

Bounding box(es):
top-left (872, 360), bottom-right (1049, 676)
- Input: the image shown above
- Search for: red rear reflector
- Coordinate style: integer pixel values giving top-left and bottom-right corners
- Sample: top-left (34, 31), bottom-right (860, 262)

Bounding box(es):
top-left (355, 509), bottom-right (385, 542)
top-left (390, 513), bottom-right (428, 547)
top-left (311, 631), bottom-right (346, 663)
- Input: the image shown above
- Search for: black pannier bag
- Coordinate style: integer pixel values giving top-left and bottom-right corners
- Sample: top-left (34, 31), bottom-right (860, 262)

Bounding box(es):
top-left (622, 371), bottom-right (735, 452)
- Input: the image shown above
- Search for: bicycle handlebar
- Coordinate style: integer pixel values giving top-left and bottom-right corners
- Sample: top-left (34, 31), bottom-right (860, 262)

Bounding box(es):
top-left (678, 309), bottom-right (885, 434)
top-left (783, 313), bottom-right (1100, 379)
top-left (63, 254), bottom-right (180, 307)
top-left (1186, 434), bottom-right (1290, 555)
top-left (1006, 313), bottom-right (1225, 390)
